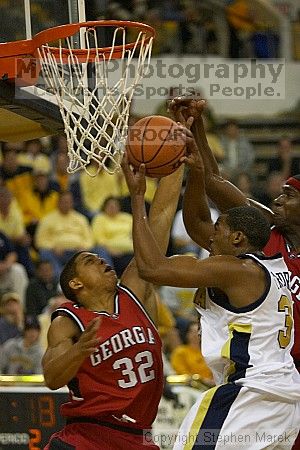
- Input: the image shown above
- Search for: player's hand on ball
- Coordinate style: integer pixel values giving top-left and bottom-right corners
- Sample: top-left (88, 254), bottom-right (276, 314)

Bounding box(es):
top-left (178, 127), bottom-right (204, 172)
top-left (122, 153), bottom-right (147, 196)
top-left (74, 317), bottom-right (101, 358)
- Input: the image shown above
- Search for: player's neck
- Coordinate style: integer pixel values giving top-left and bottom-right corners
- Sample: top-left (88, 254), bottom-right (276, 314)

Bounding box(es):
top-left (285, 230), bottom-right (300, 254)
top-left (82, 291), bottom-right (116, 314)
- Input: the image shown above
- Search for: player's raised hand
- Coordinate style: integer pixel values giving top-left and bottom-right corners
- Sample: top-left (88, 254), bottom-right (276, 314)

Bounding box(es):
top-left (122, 152), bottom-right (147, 196)
top-left (177, 127), bottom-right (204, 172)
top-left (168, 94), bottom-right (206, 124)
top-left (74, 317), bottom-right (101, 358)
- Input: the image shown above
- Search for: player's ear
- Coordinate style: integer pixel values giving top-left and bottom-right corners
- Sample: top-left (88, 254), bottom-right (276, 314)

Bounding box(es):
top-left (69, 278), bottom-right (83, 291)
top-left (232, 230), bottom-right (244, 245)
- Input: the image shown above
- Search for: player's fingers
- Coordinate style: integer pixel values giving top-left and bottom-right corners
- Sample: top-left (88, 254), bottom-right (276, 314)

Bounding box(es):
top-left (173, 97), bottom-right (193, 106)
top-left (176, 109), bottom-right (188, 125)
top-left (196, 99), bottom-right (206, 110)
top-left (186, 116), bottom-right (194, 129)
top-left (84, 317), bottom-right (101, 335)
top-left (177, 126), bottom-right (193, 139)
top-left (138, 164), bottom-right (146, 177)
top-left (121, 154), bottom-right (130, 172)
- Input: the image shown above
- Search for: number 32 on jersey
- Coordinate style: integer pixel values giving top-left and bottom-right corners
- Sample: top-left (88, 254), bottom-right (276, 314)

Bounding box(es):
top-left (113, 351), bottom-right (155, 388)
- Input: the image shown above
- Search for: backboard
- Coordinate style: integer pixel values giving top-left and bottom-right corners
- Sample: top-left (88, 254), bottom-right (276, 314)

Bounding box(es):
top-left (0, 0), bottom-right (86, 141)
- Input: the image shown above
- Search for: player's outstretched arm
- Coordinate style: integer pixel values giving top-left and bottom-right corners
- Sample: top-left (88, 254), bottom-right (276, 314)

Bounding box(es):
top-left (43, 316), bottom-right (100, 390)
top-left (170, 97), bottom-right (274, 225)
top-left (180, 127), bottom-right (214, 250)
top-left (120, 155), bottom-right (184, 321)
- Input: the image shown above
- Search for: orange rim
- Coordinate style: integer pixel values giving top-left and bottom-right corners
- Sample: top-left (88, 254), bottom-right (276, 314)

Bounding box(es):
top-left (35, 20), bottom-right (155, 60)
top-left (0, 21), bottom-right (155, 82)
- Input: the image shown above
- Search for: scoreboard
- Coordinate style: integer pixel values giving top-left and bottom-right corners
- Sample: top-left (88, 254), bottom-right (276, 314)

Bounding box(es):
top-left (0, 379), bottom-right (204, 449)
top-left (0, 386), bottom-right (68, 449)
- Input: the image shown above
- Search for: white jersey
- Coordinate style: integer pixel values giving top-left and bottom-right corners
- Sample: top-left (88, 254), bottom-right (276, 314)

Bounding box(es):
top-left (195, 252), bottom-right (300, 402)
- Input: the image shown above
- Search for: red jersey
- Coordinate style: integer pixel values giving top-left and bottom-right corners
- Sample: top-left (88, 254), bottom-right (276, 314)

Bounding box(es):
top-left (264, 228), bottom-right (300, 367)
top-left (52, 284), bottom-right (163, 429)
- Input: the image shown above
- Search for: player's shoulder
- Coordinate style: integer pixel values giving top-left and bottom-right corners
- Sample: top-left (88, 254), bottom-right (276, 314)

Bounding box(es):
top-left (48, 314), bottom-right (81, 341)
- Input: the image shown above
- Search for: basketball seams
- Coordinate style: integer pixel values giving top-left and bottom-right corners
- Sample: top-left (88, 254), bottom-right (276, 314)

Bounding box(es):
top-left (147, 146), bottom-right (186, 173)
top-left (127, 140), bottom-right (143, 164)
top-left (141, 118), bottom-right (174, 164)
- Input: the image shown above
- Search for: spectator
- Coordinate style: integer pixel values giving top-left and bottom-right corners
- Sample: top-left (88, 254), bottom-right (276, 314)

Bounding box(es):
top-left (220, 119), bottom-right (255, 177)
top-left (255, 171), bottom-right (285, 209)
top-left (0, 187), bottom-right (33, 275)
top-left (0, 231), bottom-right (28, 305)
top-left (51, 152), bottom-right (71, 192)
top-left (159, 284), bottom-right (197, 342)
top-left (0, 316), bottom-right (43, 374)
top-left (25, 260), bottom-right (59, 316)
top-left (156, 291), bottom-right (182, 354)
top-left (18, 139), bottom-right (51, 171)
top-left (0, 292), bottom-right (23, 345)
top-left (226, 0), bottom-right (255, 58)
top-left (202, 114), bottom-right (225, 163)
top-left (91, 196), bottom-right (133, 277)
top-left (35, 191), bottom-right (94, 278)
top-left (20, 166), bottom-right (59, 238)
top-left (170, 321), bottom-right (214, 384)
top-left (230, 171), bottom-right (256, 199)
top-left (78, 161), bottom-right (120, 218)
top-left (117, 170), bottom-right (156, 214)
top-left (0, 146), bottom-right (33, 206)
top-left (268, 138), bottom-right (300, 179)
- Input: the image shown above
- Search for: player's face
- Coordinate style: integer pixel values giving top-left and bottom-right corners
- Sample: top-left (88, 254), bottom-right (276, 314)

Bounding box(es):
top-left (209, 215), bottom-right (235, 256)
top-left (272, 185), bottom-right (300, 230)
top-left (74, 252), bottom-right (117, 291)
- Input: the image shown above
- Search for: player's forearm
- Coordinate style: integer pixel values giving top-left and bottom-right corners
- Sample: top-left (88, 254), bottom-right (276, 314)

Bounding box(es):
top-left (131, 194), bottom-right (165, 279)
top-left (43, 344), bottom-right (86, 390)
top-left (191, 118), bottom-right (249, 212)
top-left (191, 117), bottom-right (220, 177)
top-left (183, 167), bottom-right (212, 248)
top-left (149, 165), bottom-right (184, 253)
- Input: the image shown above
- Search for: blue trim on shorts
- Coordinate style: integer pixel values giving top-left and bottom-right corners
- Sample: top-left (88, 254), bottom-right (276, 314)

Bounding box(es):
top-left (192, 383), bottom-right (242, 450)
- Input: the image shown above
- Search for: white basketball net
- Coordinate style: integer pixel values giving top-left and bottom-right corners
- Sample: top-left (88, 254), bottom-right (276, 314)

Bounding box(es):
top-left (38, 25), bottom-right (153, 176)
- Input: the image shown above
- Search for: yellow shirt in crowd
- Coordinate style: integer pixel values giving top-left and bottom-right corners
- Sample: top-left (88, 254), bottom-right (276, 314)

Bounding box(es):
top-left (0, 199), bottom-right (25, 239)
top-left (79, 171), bottom-right (120, 213)
top-left (171, 345), bottom-right (213, 380)
top-left (20, 188), bottom-right (59, 225)
top-left (92, 213), bottom-right (133, 254)
top-left (35, 210), bottom-right (94, 250)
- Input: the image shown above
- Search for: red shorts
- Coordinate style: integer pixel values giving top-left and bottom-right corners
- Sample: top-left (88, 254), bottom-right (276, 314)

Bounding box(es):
top-left (44, 421), bottom-right (159, 450)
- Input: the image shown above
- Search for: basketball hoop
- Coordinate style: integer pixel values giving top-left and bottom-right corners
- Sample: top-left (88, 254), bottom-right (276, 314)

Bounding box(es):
top-left (0, 21), bottom-right (155, 175)
top-left (36, 21), bottom-right (155, 175)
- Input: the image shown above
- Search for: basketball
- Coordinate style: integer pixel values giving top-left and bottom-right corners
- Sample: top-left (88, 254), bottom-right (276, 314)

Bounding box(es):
top-left (126, 115), bottom-right (186, 178)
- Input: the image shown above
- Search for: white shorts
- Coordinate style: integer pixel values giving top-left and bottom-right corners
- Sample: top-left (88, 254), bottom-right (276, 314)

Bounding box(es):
top-left (173, 383), bottom-right (300, 450)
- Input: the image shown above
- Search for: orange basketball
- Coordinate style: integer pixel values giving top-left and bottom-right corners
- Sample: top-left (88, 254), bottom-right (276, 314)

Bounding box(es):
top-left (126, 115), bottom-right (186, 178)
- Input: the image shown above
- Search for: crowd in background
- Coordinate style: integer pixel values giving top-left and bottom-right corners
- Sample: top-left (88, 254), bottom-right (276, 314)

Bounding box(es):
top-left (2, 0), bottom-right (300, 59)
top-left (0, 94), bottom-right (299, 379)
